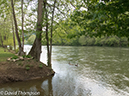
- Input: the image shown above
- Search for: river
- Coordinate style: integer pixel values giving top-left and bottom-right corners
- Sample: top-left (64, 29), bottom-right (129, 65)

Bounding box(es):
top-left (0, 45), bottom-right (129, 96)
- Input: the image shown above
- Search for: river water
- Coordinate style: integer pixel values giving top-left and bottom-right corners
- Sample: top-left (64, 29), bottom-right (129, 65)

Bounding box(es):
top-left (0, 45), bottom-right (129, 96)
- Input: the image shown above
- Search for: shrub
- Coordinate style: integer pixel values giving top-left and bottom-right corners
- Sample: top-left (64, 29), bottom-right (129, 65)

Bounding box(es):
top-left (95, 37), bottom-right (102, 46)
top-left (22, 55), bottom-right (32, 58)
top-left (79, 35), bottom-right (86, 45)
top-left (22, 55), bottom-right (26, 58)
top-left (105, 36), bottom-right (119, 46)
top-left (11, 56), bottom-right (18, 59)
top-left (26, 55), bottom-right (31, 58)
top-left (120, 37), bottom-right (128, 47)
top-left (86, 37), bottom-right (95, 46)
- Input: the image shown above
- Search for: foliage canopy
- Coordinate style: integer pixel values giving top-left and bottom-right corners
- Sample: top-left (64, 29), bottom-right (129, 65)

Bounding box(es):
top-left (70, 0), bottom-right (129, 39)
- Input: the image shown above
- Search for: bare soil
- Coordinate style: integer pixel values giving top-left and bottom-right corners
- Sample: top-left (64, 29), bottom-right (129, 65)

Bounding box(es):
top-left (0, 59), bottom-right (55, 84)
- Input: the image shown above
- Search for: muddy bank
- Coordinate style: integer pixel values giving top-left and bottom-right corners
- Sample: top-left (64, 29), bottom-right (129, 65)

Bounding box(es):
top-left (0, 59), bottom-right (55, 84)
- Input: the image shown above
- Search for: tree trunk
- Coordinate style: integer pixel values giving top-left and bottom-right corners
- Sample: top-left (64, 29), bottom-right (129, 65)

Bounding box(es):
top-left (49, 0), bottom-right (56, 68)
top-left (0, 33), bottom-right (3, 47)
top-left (28, 0), bottom-right (43, 61)
top-left (11, 16), bottom-right (16, 51)
top-left (46, 14), bottom-right (50, 66)
top-left (11, 0), bottom-right (24, 55)
top-left (21, 0), bottom-right (24, 50)
top-left (44, 0), bottom-right (50, 66)
top-left (44, 0), bottom-right (56, 68)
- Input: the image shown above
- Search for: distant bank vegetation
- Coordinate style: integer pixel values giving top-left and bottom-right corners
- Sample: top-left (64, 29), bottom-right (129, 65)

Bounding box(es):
top-left (52, 35), bottom-right (128, 47)
top-left (25, 34), bottom-right (128, 47)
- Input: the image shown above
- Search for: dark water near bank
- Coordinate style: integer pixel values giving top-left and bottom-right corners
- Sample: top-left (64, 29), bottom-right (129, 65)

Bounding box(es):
top-left (0, 45), bottom-right (129, 96)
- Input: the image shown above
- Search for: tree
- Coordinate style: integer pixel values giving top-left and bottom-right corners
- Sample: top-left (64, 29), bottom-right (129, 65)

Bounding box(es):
top-left (45, 0), bottom-right (56, 68)
top-left (0, 33), bottom-right (3, 47)
top-left (0, 17), bottom-right (13, 48)
top-left (44, 0), bottom-right (49, 65)
top-left (11, 15), bottom-right (16, 51)
top-left (11, 0), bottom-right (24, 55)
top-left (21, 0), bottom-right (24, 50)
top-left (29, 0), bottom-right (43, 61)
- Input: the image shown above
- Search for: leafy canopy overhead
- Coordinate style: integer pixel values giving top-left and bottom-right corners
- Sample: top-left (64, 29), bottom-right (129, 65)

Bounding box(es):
top-left (70, 0), bottom-right (129, 39)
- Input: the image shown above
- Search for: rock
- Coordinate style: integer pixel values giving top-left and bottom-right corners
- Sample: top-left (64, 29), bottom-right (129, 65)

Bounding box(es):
top-left (16, 58), bottom-right (20, 61)
top-left (7, 58), bottom-right (11, 61)
top-left (27, 58), bottom-right (31, 60)
top-left (19, 56), bottom-right (24, 60)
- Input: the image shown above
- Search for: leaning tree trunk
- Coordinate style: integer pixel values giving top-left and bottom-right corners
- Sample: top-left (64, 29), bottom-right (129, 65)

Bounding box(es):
top-left (28, 0), bottom-right (43, 61)
top-left (11, 0), bottom-right (24, 55)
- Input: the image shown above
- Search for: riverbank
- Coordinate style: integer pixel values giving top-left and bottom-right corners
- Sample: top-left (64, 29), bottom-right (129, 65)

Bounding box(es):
top-left (0, 59), bottom-right (55, 84)
top-left (0, 47), bottom-right (55, 84)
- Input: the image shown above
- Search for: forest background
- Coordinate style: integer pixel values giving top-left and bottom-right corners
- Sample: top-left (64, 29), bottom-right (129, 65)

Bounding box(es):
top-left (0, 0), bottom-right (129, 51)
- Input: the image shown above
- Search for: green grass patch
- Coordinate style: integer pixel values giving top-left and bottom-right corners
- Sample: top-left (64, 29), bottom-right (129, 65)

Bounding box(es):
top-left (25, 64), bottom-right (33, 71)
top-left (39, 63), bottom-right (43, 69)
top-left (0, 47), bottom-right (15, 62)
top-left (22, 55), bottom-right (32, 58)
top-left (25, 64), bottom-right (30, 67)
top-left (25, 64), bottom-right (30, 71)
top-left (11, 56), bottom-right (19, 59)
top-left (25, 66), bottom-right (30, 71)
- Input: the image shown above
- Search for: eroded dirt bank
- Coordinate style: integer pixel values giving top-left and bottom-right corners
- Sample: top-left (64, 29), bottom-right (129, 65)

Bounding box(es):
top-left (0, 59), bottom-right (55, 84)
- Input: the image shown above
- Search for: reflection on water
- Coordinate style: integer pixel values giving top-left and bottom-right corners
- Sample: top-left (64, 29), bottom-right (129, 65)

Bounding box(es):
top-left (0, 45), bottom-right (129, 96)
top-left (0, 77), bottom-right (53, 96)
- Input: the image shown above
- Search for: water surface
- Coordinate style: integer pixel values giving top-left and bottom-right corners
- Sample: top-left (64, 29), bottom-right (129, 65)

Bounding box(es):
top-left (0, 46), bottom-right (129, 96)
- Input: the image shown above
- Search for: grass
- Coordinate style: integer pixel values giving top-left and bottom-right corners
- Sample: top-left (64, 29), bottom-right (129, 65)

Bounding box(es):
top-left (39, 63), bottom-right (43, 68)
top-left (22, 55), bottom-right (32, 58)
top-left (25, 66), bottom-right (30, 71)
top-left (0, 47), bottom-right (15, 62)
